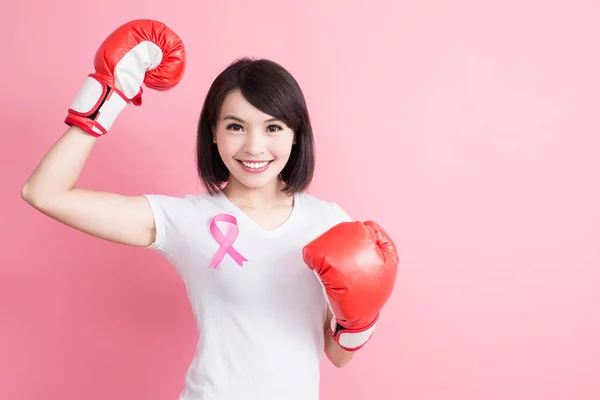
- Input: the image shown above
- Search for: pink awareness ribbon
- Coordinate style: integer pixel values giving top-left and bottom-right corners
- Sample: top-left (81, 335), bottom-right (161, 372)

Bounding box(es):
top-left (208, 214), bottom-right (248, 269)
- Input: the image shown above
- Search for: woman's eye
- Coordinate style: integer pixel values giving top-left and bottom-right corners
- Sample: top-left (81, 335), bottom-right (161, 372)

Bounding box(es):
top-left (226, 123), bottom-right (244, 132)
top-left (267, 124), bottom-right (283, 133)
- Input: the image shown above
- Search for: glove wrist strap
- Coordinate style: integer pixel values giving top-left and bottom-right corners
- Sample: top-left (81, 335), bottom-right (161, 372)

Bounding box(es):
top-left (65, 74), bottom-right (140, 137)
top-left (330, 315), bottom-right (378, 352)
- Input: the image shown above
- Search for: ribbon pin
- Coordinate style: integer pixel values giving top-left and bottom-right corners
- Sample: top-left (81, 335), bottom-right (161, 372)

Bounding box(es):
top-left (208, 214), bottom-right (248, 269)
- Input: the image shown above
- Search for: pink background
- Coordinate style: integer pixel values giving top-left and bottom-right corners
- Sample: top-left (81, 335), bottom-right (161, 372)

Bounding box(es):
top-left (2, 1), bottom-right (600, 399)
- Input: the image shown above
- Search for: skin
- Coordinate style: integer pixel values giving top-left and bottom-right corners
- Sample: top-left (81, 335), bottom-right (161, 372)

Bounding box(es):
top-left (213, 89), bottom-right (355, 367)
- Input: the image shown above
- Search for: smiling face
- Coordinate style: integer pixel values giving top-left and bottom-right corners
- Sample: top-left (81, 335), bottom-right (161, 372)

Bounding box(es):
top-left (196, 58), bottom-right (316, 196)
top-left (213, 89), bottom-right (296, 192)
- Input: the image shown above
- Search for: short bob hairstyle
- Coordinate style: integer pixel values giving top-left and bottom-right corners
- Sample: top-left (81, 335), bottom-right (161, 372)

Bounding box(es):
top-left (196, 57), bottom-right (315, 195)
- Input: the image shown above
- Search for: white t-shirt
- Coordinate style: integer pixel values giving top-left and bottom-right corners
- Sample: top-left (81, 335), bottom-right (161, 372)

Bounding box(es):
top-left (143, 190), bottom-right (352, 400)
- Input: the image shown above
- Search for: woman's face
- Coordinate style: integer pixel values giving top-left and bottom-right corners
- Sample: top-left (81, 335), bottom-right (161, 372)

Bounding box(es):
top-left (213, 89), bottom-right (295, 191)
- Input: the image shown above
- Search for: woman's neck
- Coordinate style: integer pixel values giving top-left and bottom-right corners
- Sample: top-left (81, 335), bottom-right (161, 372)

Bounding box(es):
top-left (222, 178), bottom-right (293, 210)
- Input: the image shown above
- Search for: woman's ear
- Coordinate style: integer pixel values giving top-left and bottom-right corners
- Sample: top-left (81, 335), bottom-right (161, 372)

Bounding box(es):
top-left (212, 126), bottom-right (217, 144)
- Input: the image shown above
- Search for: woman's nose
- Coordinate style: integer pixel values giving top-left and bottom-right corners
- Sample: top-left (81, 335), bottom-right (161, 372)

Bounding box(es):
top-left (243, 130), bottom-right (267, 154)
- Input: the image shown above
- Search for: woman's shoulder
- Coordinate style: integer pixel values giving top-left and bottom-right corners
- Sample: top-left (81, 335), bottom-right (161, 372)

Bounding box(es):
top-left (143, 190), bottom-right (224, 215)
top-left (296, 192), bottom-right (352, 223)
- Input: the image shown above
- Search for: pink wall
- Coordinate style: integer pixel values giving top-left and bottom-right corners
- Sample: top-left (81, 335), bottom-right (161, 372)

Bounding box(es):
top-left (3, 1), bottom-right (600, 399)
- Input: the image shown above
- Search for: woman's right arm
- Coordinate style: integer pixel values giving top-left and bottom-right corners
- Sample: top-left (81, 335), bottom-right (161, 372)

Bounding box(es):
top-left (21, 126), bottom-right (156, 248)
top-left (21, 20), bottom-right (187, 248)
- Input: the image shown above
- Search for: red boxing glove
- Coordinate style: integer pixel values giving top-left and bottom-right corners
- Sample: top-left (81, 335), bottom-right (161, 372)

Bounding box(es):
top-left (65, 19), bottom-right (186, 137)
top-left (303, 221), bottom-right (399, 351)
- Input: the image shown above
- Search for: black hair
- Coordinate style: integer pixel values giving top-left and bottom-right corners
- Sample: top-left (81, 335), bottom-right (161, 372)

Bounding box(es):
top-left (196, 57), bottom-right (315, 195)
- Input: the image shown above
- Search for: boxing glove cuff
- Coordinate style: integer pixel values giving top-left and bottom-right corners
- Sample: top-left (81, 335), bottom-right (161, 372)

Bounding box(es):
top-left (65, 73), bottom-right (142, 137)
top-left (330, 315), bottom-right (378, 352)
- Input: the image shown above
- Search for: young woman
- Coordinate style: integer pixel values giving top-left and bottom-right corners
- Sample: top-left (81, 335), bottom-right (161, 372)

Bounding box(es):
top-left (21, 19), bottom-right (398, 400)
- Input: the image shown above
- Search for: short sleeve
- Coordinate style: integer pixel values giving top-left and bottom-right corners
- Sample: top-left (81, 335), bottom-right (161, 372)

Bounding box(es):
top-left (331, 202), bottom-right (353, 224)
top-left (143, 194), bottom-right (193, 257)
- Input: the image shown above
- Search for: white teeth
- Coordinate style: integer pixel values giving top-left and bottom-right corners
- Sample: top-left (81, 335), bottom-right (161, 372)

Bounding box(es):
top-left (241, 161), bottom-right (270, 169)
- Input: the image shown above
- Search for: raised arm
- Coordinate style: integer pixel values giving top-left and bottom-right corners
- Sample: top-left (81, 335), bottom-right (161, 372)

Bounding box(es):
top-left (21, 126), bottom-right (157, 247)
top-left (21, 19), bottom-right (186, 247)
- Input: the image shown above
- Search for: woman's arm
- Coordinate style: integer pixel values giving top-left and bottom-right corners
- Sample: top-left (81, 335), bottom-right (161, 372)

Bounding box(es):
top-left (323, 307), bottom-right (355, 368)
top-left (21, 126), bottom-right (156, 247)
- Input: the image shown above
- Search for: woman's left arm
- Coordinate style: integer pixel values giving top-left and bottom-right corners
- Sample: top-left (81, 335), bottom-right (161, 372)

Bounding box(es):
top-left (323, 307), bottom-right (355, 368)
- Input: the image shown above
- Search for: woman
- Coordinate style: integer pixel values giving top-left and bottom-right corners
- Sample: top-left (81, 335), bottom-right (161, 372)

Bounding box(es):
top-left (21, 19), bottom-right (398, 400)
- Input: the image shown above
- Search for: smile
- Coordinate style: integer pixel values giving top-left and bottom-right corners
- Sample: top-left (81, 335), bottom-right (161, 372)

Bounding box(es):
top-left (237, 159), bottom-right (273, 172)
